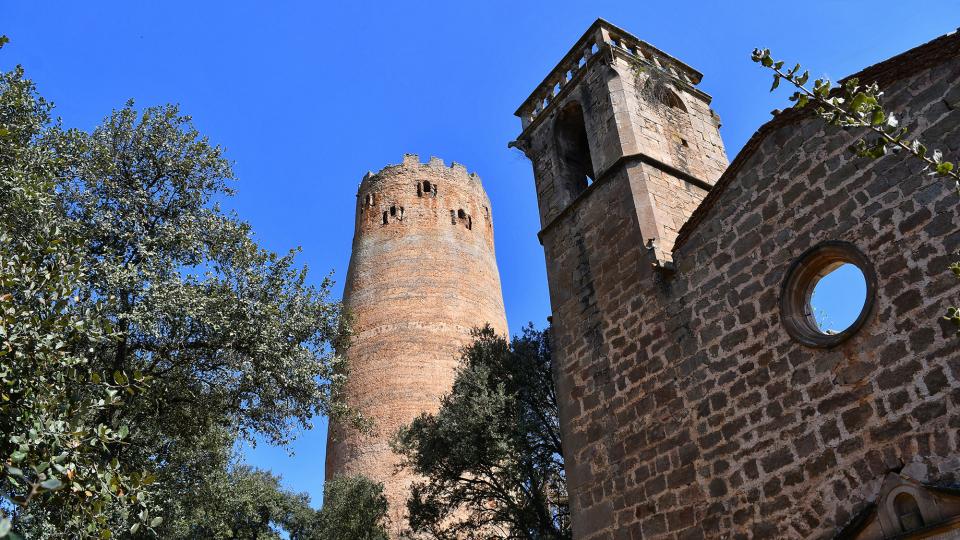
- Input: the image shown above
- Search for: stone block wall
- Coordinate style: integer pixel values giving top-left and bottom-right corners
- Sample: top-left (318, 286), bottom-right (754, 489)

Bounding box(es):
top-left (516, 21), bottom-right (960, 540)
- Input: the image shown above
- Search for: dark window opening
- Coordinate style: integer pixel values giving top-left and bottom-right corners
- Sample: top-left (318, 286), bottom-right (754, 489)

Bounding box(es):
top-left (417, 183), bottom-right (422, 197)
top-left (894, 493), bottom-right (924, 532)
top-left (457, 209), bottom-right (466, 220)
top-left (423, 181), bottom-right (431, 194)
top-left (382, 211), bottom-right (388, 225)
top-left (467, 216), bottom-right (472, 230)
top-left (660, 89), bottom-right (687, 111)
top-left (390, 206), bottom-right (397, 217)
top-left (450, 210), bottom-right (456, 224)
top-left (643, 78), bottom-right (688, 112)
top-left (554, 102), bottom-right (595, 198)
top-left (365, 193), bottom-right (375, 207)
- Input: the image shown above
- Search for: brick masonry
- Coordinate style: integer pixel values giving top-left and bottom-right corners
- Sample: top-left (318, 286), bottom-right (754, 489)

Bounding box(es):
top-left (325, 154), bottom-right (508, 534)
top-left (513, 20), bottom-right (960, 539)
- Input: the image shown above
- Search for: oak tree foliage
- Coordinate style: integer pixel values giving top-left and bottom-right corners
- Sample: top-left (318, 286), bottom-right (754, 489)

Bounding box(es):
top-left (312, 475), bottom-right (390, 540)
top-left (394, 325), bottom-right (570, 539)
top-left (0, 35), bottom-right (350, 538)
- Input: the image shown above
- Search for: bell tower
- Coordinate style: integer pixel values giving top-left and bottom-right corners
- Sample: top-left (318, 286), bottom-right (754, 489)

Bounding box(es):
top-left (511, 18), bottom-right (727, 263)
top-left (509, 19), bottom-right (728, 537)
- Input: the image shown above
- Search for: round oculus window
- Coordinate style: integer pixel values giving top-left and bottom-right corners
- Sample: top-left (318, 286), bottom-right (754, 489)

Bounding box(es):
top-left (780, 241), bottom-right (876, 348)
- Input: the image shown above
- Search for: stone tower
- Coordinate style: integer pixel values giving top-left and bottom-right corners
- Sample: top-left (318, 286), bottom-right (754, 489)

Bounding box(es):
top-left (510, 19), bottom-right (728, 537)
top-left (325, 154), bottom-right (508, 532)
top-left (511, 18), bottom-right (727, 262)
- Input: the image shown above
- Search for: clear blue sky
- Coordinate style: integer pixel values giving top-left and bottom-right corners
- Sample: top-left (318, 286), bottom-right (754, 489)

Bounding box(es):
top-left (3, 0), bottom-right (954, 508)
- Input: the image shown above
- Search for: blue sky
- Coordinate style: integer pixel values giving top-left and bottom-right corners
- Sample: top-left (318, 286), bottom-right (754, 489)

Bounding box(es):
top-left (3, 0), bottom-right (954, 508)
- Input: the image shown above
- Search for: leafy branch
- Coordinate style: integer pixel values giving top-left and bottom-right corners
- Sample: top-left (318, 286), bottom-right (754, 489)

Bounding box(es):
top-left (752, 48), bottom-right (959, 336)
top-left (752, 48), bottom-right (959, 183)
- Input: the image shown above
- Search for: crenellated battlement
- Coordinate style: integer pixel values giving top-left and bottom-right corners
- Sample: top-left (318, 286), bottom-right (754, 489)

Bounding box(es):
top-left (353, 154), bottom-right (493, 237)
top-left (359, 153), bottom-right (483, 191)
top-left (514, 18), bottom-right (707, 132)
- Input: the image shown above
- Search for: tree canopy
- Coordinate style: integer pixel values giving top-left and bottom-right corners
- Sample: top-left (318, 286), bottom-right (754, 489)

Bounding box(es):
top-left (0, 36), bottom-right (351, 538)
top-left (312, 475), bottom-right (391, 540)
top-left (393, 325), bottom-right (570, 539)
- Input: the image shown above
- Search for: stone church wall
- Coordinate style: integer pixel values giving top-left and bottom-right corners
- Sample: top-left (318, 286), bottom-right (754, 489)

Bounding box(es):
top-left (515, 21), bottom-right (960, 539)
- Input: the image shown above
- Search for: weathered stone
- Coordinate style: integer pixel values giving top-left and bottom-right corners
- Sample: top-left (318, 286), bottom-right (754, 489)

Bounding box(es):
top-left (512, 19), bottom-right (960, 540)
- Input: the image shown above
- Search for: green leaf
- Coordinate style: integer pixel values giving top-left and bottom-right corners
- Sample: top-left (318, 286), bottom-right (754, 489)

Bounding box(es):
top-left (149, 517), bottom-right (163, 528)
top-left (0, 518), bottom-right (11, 537)
top-left (40, 477), bottom-right (63, 491)
top-left (850, 92), bottom-right (869, 111)
top-left (770, 75), bottom-right (780, 91)
top-left (130, 523), bottom-right (140, 534)
top-left (113, 370), bottom-right (127, 385)
top-left (118, 425), bottom-right (129, 439)
top-left (10, 451), bottom-right (26, 463)
top-left (937, 161), bottom-right (954, 175)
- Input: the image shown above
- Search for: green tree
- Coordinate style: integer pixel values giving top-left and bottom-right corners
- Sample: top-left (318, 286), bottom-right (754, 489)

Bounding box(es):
top-left (393, 325), bottom-right (569, 540)
top-left (312, 475), bottom-right (390, 540)
top-left (1, 38), bottom-right (351, 536)
top-left (53, 100), bottom-right (349, 535)
top-left (751, 48), bottom-right (960, 335)
top-left (160, 447), bottom-right (320, 540)
top-left (0, 38), bottom-right (156, 538)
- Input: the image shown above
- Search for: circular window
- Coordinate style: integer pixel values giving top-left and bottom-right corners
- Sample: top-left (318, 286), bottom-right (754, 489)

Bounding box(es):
top-left (780, 241), bottom-right (876, 348)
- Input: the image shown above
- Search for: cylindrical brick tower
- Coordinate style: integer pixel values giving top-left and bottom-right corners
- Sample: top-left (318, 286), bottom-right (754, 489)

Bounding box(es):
top-left (325, 154), bottom-right (508, 532)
